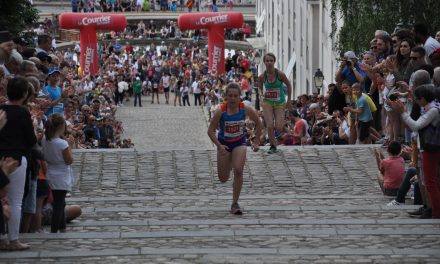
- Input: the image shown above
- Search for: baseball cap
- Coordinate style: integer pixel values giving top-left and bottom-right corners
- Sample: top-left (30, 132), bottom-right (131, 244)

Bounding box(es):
top-left (136, 77), bottom-right (140, 81)
top-left (36, 52), bottom-right (52, 63)
top-left (344, 51), bottom-right (358, 60)
top-left (309, 103), bottom-right (320, 110)
top-left (48, 67), bottom-right (61, 76)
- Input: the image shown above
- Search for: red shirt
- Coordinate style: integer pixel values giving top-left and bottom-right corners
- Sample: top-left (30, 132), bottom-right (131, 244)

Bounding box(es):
top-left (241, 59), bottom-right (250, 71)
top-left (292, 119), bottom-right (306, 145)
top-left (241, 77), bottom-right (249, 92)
top-left (125, 45), bottom-right (133, 54)
top-left (380, 156), bottom-right (405, 189)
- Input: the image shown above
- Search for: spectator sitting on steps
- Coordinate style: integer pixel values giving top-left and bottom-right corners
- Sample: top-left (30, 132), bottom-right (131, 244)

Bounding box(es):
top-left (374, 141), bottom-right (405, 196)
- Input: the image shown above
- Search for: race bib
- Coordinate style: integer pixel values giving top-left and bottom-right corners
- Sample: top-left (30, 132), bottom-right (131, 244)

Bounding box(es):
top-left (264, 89), bottom-right (280, 101)
top-left (224, 120), bottom-right (244, 138)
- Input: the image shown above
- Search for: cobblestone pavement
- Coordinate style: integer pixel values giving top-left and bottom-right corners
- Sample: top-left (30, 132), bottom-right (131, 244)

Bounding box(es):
top-left (7, 95), bottom-right (440, 263)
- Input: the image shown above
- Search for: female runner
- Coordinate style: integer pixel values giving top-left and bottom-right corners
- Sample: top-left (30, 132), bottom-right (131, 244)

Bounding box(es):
top-left (258, 53), bottom-right (292, 153)
top-left (208, 83), bottom-right (261, 214)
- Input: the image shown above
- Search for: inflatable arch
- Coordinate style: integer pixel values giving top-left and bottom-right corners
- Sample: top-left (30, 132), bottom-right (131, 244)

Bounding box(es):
top-left (178, 12), bottom-right (243, 76)
top-left (59, 13), bottom-right (127, 77)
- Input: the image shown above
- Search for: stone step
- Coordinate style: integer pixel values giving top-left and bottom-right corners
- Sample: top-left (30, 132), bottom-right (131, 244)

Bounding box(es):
top-left (68, 195), bottom-right (405, 208)
top-left (4, 251), bottom-right (440, 263)
top-left (63, 218), bottom-right (440, 228)
top-left (68, 203), bottom-right (424, 223)
top-left (6, 231), bottom-right (440, 260)
top-left (68, 194), bottom-right (392, 202)
top-left (77, 204), bottom-right (420, 213)
top-left (4, 252), bottom-right (438, 263)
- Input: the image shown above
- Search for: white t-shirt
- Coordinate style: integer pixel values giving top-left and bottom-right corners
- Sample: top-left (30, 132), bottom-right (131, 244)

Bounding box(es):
top-left (118, 81), bottom-right (128, 93)
top-left (340, 120), bottom-right (350, 137)
top-left (42, 137), bottom-right (72, 191)
top-left (423, 36), bottom-right (440, 57)
top-left (192, 81), bottom-right (200, 94)
top-left (161, 75), bottom-right (170, 88)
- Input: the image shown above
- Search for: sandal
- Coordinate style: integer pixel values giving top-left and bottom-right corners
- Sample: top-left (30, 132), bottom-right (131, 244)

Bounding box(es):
top-left (8, 240), bottom-right (30, 251)
top-left (0, 240), bottom-right (9, 250)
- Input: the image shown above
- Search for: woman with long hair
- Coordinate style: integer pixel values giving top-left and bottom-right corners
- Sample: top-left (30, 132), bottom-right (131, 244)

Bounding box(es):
top-left (42, 114), bottom-right (74, 233)
top-left (257, 53), bottom-right (292, 154)
top-left (0, 77), bottom-right (37, 250)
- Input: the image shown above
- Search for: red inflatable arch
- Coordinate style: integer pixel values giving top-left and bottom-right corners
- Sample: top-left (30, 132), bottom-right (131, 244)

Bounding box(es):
top-left (178, 12), bottom-right (243, 76)
top-left (59, 13), bottom-right (127, 77)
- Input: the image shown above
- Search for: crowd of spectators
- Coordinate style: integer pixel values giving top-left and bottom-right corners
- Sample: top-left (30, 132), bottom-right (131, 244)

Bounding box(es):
top-left (249, 23), bottom-right (439, 220)
top-left (0, 8), bottom-right (439, 251)
top-left (0, 15), bottom-right (260, 248)
top-left (70, 0), bottom-right (243, 13)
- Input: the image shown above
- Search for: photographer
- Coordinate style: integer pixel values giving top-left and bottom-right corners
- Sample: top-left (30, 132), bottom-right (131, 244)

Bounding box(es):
top-left (319, 110), bottom-right (350, 145)
top-left (335, 51), bottom-right (366, 88)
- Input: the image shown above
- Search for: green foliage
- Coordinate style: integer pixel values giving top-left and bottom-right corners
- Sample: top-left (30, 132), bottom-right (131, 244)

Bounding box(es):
top-left (0, 0), bottom-right (39, 37)
top-left (329, 0), bottom-right (440, 55)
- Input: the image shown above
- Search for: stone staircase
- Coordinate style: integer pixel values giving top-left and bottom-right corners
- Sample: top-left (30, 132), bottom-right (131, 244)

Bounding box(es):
top-left (3, 147), bottom-right (440, 263)
top-left (4, 100), bottom-right (440, 263)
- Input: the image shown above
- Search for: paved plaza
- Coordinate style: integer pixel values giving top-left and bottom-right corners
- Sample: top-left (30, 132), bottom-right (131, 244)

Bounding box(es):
top-left (5, 95), bottom-right (440, 263)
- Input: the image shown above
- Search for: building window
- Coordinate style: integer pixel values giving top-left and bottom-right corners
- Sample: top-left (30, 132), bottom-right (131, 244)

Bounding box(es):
top-left (271, 1), bottom-right (274, 44)
top-left (306, 79), bottom-right (310, 95)
top-left (306, 46), bottom-right (309, 70)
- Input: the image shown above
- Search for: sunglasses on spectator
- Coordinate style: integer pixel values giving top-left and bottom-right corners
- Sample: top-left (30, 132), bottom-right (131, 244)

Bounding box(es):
top-left (410, 56), bottom-right (419, 60)
top-left (370, 46), bottom-right (377, 50)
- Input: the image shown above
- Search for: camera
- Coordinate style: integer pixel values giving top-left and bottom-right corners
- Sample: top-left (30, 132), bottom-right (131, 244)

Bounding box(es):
top-left (389, 93), bottom-right (398, 101)
top-left (346, 60), bottom-right (352, 67)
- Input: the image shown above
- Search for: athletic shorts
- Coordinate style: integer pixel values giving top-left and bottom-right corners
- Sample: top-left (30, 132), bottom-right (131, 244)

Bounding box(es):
top-left (37, 179), bottom-right (49, 198)
top-left (219, 137), bottom-right (247, 152)
top-left (358, 120), bottom-right (371, 141)
top-left (263, 99), bottom-right (286, 109)
top-left (163, 87), bottom-right (170, 93)
top-left (22, 180), bottom-right (37, 214)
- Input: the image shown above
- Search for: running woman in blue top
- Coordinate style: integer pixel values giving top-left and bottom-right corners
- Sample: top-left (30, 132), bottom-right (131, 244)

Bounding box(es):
top-left (208, 83), bottom-right (262, 214)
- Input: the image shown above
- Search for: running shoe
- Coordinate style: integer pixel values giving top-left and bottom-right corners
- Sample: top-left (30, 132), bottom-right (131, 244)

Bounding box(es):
top-left (267, 145), bottom-right (277, 154)
top-left (408, 206), bottom-right (425, 216)
top-left (230, 203), bottom-right (243, 215)
top-left (386, 200), bottom-right (402, 207)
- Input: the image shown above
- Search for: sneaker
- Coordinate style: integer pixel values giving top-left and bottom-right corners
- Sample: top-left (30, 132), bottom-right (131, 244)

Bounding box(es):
top-left (375, 137), bottom-right (386, 144)
top-left (267, 145), bottom-right (277, 154)
top-left (230, 203), bottom-right (243, 215)
top-left (386, 200), bottom-right (402, 207)
top-left (408, 206), bottom-right (425, 216)
top-left (418, 208), bottom-right (432, 219)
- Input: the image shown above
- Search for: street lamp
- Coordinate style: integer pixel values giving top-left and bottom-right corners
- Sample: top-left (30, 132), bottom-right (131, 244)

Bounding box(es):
top-left (253, 50), bottom-right (262, 110)
top-left (314, 68), bottom-right (324, 95)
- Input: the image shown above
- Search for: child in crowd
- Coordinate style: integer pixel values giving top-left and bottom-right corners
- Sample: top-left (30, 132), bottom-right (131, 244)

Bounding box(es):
top-left (41, 114), bottom-right (74, 233)
top-left (374, 141), bottom-right (405, 196)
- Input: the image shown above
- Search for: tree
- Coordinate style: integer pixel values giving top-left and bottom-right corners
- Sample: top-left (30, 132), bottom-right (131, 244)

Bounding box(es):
top-left (329, 0), bottom-right (440, 55)
top-left (0, 0), bottom-right (39, 37)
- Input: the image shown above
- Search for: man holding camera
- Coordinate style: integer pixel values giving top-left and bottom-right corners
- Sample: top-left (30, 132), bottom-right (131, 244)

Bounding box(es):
top-left (335, 51), bottom-right (366, 89)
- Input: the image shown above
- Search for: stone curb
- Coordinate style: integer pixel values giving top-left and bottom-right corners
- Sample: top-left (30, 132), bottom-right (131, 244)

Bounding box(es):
top-left (20, 227), bottom-right (440, 240)
top-left (5, 247), bottom-right (440, 259)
